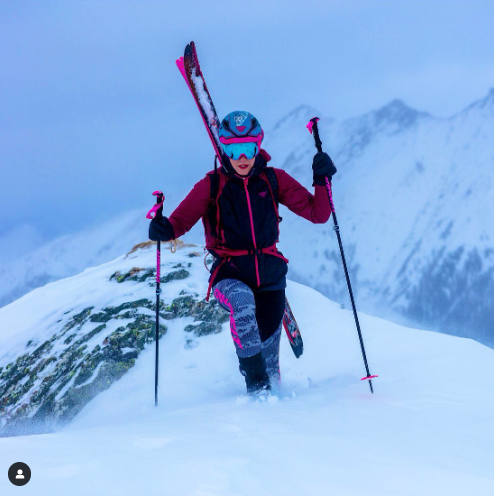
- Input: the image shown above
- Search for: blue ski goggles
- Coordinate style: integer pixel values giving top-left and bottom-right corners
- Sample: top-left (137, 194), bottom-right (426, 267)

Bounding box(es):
top-left (221, 141), bottom-right (259, 161)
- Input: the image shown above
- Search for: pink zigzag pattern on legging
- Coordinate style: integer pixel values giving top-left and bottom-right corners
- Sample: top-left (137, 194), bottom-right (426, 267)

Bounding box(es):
top-left (214, 288), bottom-right (243, 349)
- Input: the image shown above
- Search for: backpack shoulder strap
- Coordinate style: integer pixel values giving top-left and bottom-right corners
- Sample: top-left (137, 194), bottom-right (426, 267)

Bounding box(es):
top-left (263, 167), bottom-right (279, 205)
top-left (209, 169), bottom-right (220, 200)
top-left (208, 155), bottom-right (221, 199)
top-left (206, 159), bottom-right (229, 244)
top-left (262, 167), bottom-right (283, 225)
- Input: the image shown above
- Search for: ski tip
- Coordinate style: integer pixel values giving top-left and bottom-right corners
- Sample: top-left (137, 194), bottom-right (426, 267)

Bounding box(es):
top-left (190, 42), bottom-right (201, 69)
top-left (188, 41), bottom-right (196, 53)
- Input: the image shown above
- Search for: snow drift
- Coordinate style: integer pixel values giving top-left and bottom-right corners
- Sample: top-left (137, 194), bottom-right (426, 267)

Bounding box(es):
top-left (1, 241), bottom-right (494, 495)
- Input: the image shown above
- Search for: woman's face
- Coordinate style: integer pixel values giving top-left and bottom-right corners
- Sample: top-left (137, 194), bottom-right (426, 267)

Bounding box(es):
top-left (230, 156), bottom-right (255, 176)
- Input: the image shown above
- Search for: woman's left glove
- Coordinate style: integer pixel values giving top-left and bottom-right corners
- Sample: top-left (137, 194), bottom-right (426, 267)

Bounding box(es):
top-left (149, 216), bottom-right (175, 242)
top-left (312, 152), bottom-right (337, 186)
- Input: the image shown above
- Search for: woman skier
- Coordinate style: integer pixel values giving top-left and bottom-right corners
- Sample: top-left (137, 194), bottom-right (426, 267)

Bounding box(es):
top-left (149, 110), bottom-right (337, 396)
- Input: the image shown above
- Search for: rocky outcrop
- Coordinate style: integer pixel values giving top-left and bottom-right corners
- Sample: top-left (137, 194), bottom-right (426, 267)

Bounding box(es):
top-left (0, 251), bottom-right (229, 436)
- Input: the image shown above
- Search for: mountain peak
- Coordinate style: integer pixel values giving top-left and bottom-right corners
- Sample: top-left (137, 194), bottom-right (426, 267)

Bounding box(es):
top-left (383, 98), bottom-right (411, 110)
top-left (373, 98), bottom-right (429, 128)
top-left (272, 104), bottom-right (324, 132)
top-left (458, 87), bottom-right (494, 116)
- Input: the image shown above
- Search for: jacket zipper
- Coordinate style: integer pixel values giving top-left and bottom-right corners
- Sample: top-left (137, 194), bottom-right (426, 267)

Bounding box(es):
top-left (243, 178), bottom-right (261, 287)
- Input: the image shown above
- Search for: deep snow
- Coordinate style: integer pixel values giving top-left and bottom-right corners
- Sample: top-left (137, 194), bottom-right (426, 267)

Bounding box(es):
top-left (1, 244), bottom-right (494, 495)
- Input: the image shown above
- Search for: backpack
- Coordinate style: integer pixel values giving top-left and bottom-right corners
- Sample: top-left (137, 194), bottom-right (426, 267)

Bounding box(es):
top-left (207, 165), bottom-right (282, 246)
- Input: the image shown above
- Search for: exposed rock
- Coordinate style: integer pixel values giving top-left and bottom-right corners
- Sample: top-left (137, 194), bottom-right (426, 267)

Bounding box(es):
top-left (109, 267), bottom-right (189, 284)
top-left (0, 257), bottom-right (228, 437)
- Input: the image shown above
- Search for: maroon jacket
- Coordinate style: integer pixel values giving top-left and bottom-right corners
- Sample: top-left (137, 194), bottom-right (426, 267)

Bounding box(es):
top-left (168, 151), bottom-right (332, 295)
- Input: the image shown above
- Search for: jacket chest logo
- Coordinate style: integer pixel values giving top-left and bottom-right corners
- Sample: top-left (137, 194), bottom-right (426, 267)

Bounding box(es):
top-left (258, 191), bottom-right (267, 198)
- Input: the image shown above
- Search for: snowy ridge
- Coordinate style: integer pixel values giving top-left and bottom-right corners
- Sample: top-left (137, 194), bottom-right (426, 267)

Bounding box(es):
top-left (0, 208), bottom-right (148, 309)
top-left (0, 241), bottom-right (493, 494)
top-left (266, 88), bottom-right (494, 346)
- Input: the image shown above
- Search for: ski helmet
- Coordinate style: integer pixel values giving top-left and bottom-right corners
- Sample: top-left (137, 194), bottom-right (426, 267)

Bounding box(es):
top-left (219, 111), bottom-right (264, 160)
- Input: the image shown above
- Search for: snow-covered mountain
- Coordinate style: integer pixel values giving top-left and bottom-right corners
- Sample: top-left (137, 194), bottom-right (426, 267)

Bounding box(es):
top-left (0, 240), bottom-right (225, 436)
top-left (0, 197), bottom-right (204, 310)
top-left (2, 89), bottom-right (493, 349)
top-left (0, 209), bottom-right (149, 309)
top-left (1, 242), bottom-right (494, 495)
top-left (266, 88), bottom-right (494, 347)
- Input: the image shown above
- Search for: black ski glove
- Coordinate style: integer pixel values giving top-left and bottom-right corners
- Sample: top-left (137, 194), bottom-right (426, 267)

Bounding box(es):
top-left (149, 216), bottom-right (175, 242)
top-left (312, 152), bottom-right (337, 186)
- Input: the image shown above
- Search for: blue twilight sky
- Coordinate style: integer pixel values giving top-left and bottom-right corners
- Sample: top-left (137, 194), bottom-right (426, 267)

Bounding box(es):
top-left (1, 0), bottom-right (494, 252)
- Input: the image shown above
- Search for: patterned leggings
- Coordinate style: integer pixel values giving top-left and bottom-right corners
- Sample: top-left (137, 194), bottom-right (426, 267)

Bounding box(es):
top-left (212, 278), bottom-right (284, 380)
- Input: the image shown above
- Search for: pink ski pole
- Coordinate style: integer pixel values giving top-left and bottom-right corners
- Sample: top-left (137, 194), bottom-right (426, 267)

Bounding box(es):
top-left (307, 118), bottom-right (378, 393)
top-left (146, 190), bottom-right (165, 405)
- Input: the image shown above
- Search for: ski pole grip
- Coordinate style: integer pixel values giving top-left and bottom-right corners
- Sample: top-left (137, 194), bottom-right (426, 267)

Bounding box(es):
top-left (306, 117), bottom-right (323, 153)
top-left (146, 190), bottom-right (165, 220)
top-left (154, 191), bottom-right (164, 220)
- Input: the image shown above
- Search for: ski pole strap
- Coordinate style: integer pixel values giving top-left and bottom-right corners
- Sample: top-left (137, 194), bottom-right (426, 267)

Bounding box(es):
top-left (146, 190), bottom-right (165, 219)
top-left (307, 117), bottom-right (323, 153)
top-left (306, 117), bottom-right (319, 135)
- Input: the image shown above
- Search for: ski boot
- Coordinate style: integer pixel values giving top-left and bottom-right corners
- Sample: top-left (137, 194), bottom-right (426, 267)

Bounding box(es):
top-left (238, 352), bottom-right (271, 398)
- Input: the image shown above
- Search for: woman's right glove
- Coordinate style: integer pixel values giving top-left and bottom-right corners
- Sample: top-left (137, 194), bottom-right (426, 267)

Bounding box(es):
top-left (149, 216), bottom-right (175, 242)
top-left (312, 152), bottom-right (337, 186)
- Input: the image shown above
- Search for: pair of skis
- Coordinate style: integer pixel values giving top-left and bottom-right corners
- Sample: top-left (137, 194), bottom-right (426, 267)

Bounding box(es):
top-left (176, 41), bottom-right (303, 359)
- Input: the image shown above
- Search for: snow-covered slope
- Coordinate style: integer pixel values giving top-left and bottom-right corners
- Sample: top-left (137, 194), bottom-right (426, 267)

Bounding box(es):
top-left (266, 89), bottom-right (494, 347)
top-left (0, 199), bottom-right (205, 311)
top-left (1, 242), bottom-right (494, 495)
top-left (0, 240), bottom-right (226, 435)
